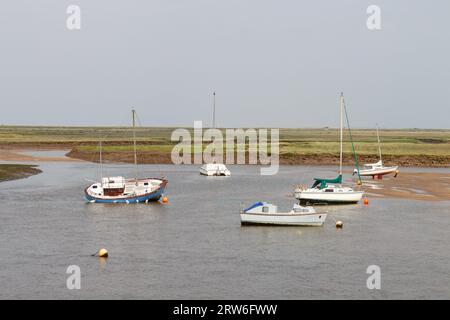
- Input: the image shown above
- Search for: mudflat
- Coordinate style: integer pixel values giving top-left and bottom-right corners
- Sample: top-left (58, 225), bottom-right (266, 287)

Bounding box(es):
top-left (0, 164), bottom-right (42, 182)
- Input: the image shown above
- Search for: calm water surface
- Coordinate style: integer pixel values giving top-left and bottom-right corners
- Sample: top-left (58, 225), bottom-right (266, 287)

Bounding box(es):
top-left (0, 160), bottom-right (449, 299)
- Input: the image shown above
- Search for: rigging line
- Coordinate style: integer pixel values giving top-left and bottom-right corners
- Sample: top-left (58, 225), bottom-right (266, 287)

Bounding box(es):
top-left (342, 98), bottom-right (362, 186)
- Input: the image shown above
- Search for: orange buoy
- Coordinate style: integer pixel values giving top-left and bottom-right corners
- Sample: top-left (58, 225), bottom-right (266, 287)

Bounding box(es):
top-left (363, 198), bottom-right (369, 205)
top-left (162, 196), bottom-right (169, 203)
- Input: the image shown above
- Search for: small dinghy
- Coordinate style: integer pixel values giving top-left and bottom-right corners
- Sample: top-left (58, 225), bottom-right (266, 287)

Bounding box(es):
top-left (240, 202), bottom-right (326, 226)
top-left (200, 163), bottom-right (231, 176)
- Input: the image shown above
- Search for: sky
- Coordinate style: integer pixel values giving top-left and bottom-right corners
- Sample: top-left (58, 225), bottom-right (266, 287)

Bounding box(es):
top-left (0, 0), bottom-right (449, 128)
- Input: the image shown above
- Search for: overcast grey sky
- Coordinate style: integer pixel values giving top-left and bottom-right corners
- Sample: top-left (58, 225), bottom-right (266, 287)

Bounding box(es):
top-left (0, 0), bottom-right (449, 128)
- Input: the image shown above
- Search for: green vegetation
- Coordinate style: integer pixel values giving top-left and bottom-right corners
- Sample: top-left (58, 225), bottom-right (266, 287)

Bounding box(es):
top-left (0, 164), bottom-right (42, 182)
top-left (0, 126), bottom-right (449, 166)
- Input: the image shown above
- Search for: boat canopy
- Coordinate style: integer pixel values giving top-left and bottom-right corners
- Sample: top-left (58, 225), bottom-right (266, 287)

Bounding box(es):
top-left (311, 175), bottom-right (342, 189)
top-left (243, 202), bottom-right (264, 213)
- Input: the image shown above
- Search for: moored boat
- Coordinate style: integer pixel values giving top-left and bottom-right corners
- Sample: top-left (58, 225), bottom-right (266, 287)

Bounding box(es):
top-left (85, 177), bottom-right (167, 203)
top-left (294, 93), bottom-right (363, 204)
top-left (353, 126), bottom-right (399, 179)
top-left (200, 92), bottom-right (231, 177)
top-left (85, 109), bottom-right (167, 203)
top-left (200, 163), bottom-right (231, 176)
top-left (240, 202), bottom-right (327, 226)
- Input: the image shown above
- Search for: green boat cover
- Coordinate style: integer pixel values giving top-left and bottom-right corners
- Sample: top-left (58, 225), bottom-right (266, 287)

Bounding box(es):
top-left (311, 175), bottom-right (343, 189)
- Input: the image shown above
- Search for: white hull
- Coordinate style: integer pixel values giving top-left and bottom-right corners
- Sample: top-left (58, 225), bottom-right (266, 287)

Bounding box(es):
top-left (295, 189), bottom-right (364, 204)
top-left (358, 166), bottom-right (398, 177)
top-left (199, 163), bottom-right (231, 176)
top-left (240, 212), bottom-right (326, 226)
top-left (199, 169), bottom-right (231, 176)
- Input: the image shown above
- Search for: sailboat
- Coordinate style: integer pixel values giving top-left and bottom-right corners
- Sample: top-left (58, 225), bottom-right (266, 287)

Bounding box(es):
top-left (199, 92), bottom-right (231, 176)
top-left (85, 109), bottom-right (168, 203)
top-left (353, 125), bottom-right (399, 179)
top-left (294, 93), bottom-right (364, 204)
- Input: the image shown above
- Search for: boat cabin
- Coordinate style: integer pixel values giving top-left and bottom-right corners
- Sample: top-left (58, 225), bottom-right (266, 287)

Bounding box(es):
top-left (101, 176), bottom-right (125, 196)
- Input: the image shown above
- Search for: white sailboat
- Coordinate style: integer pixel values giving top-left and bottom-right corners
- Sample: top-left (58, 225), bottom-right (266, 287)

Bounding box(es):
top-left (200, 92), bottom-right (231, 176)
top-left (353, 126), bottom-right (399, 179)
top-left (294, 93), bottom-right (364, 204)
top-left (240, 202), bottom-right (326, 226)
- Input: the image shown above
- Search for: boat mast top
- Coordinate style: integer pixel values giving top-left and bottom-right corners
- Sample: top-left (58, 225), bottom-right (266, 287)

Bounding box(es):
top-left (212, 92), bottom-right (216, 129)
top-left (339, 92), bottom-right (344, 176)
top-left (376, 124), bottom-right (382, 163)
top-left (132, 108), bottom-right (138, 182)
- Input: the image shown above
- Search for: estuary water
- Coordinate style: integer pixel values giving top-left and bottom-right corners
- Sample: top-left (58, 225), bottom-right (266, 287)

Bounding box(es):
top-left (0, 160), bottom-right (449, 299)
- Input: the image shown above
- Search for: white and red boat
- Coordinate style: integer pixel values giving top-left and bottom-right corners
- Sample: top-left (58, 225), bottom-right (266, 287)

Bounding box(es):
top-left (354, 160), bottom-right (398, 179)
top-left (353, 126), bottom-right (399, 179)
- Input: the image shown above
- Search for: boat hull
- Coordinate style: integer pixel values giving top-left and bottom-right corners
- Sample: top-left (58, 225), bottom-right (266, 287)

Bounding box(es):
top-left (295, 191), bottom-right (364, 204)
top-left (85, 179), bottom-right (167, 203)
top-left (358, 166), bottom-right (398, 177)
top-left (240, 212), bottom-right (326, 226)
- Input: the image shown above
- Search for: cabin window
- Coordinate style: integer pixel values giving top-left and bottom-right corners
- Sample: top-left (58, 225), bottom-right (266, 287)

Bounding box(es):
top-left (144, 182), bottom-right (149, 186)
top-left (262, 207), bottom-right (269, 213)
top-left (325, 189), bottom-right (334, 192)
top-left (93, 186), bottom-right (97, 189)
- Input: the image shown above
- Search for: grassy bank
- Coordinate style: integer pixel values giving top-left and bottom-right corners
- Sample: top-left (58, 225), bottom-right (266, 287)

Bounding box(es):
top-left (1, 126), bottom-right (449, 167)
top-left (0, 164), bottom-right (42, 182)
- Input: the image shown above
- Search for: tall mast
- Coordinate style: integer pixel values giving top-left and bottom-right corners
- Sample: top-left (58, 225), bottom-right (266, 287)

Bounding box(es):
top-left (132, 108), bottom-right (138, 182)
top-left (212, 92), bottom-right (216, 129)
top-left (99, 139), bottom-right (103, 183)
top-left (376, 124), bottom-right (382, 163)
top-left (339, 92), bottom-right (344, 175)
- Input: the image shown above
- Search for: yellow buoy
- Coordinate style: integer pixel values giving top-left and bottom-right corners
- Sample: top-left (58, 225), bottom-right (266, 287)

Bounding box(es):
top-left (162, 196), bottom-right (169, 203)
top-left (336, 221), bottom-right (343, 228)
top-left (98, 248), bottom-right (108, 258)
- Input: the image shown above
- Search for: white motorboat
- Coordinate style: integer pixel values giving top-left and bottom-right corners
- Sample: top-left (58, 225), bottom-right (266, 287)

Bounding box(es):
top-left (294, 93), bottom-right (363, 204)
top-left (200, 163), bottom-right (231, 176)
top-left (353, 126), bottom-right (399, 179)
top-left (240, 202), bottom-right (326, 226)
